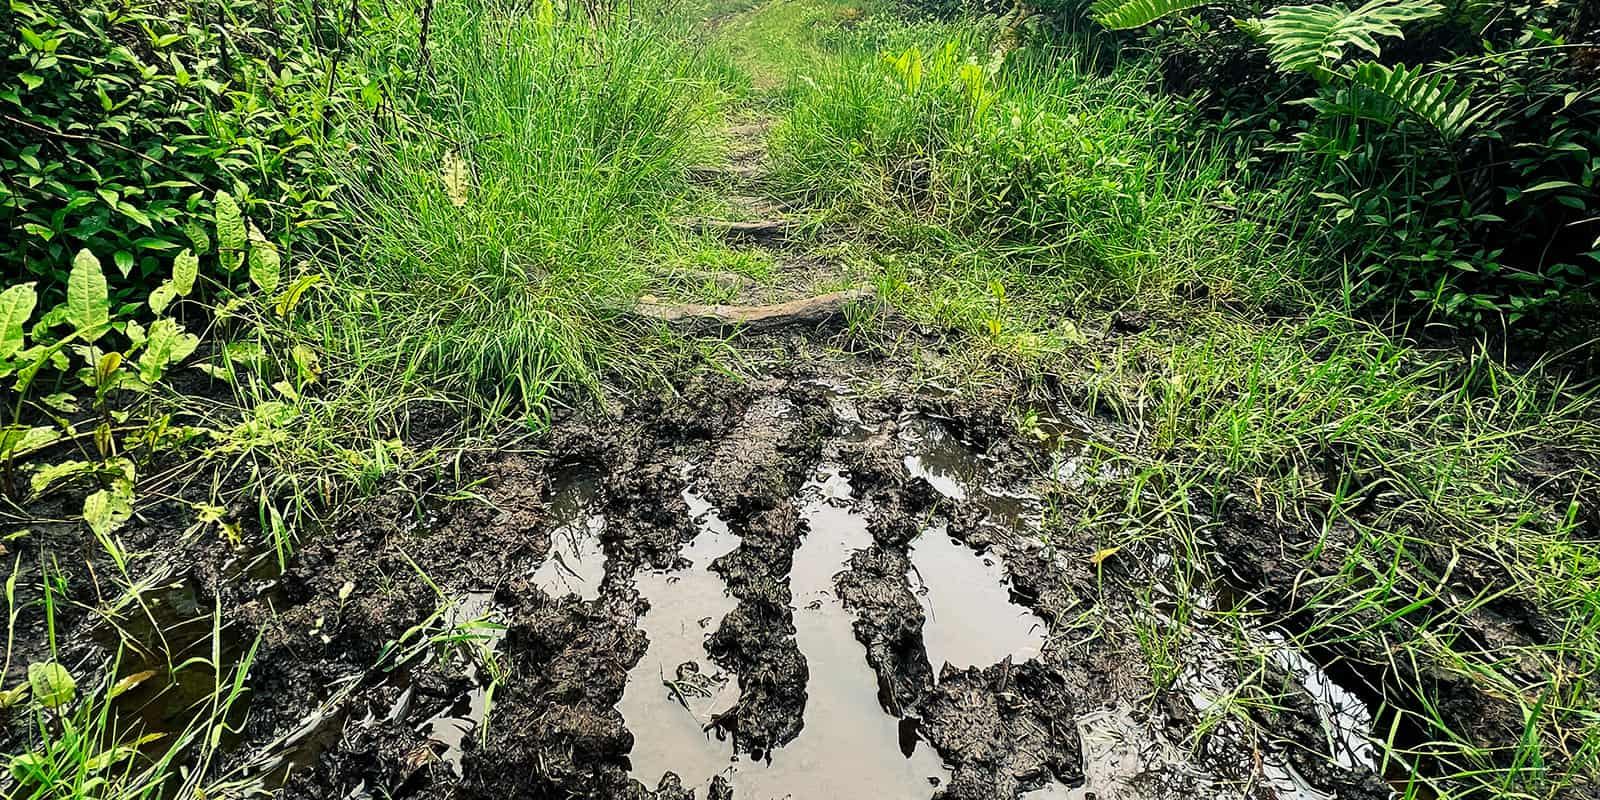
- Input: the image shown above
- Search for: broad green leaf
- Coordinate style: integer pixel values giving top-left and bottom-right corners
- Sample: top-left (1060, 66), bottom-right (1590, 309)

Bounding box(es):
top-left (137, 318), bottom-right (201, 383)
top-left (0, 425), bottom-right (60, 459)
top-left (68, 249), bottom-right (110, 339)
top-left (214, 191), bottom-right (246, 271)
top-left (29, 460), bottom-right (94, 497)
top-left (173, 248), bottom-right (199, 295)
top-left (27, 662), bottom-right (75, 708)
top-left (0, 282), bottom-right (37, 361)
top-left (247, 227), bottom-right (280, 293)
top-left (148, 282), bottom-right (178, 315)
top-left (113, 250), bottom-right (134, 278)
top-left (184, 220), bottom-right (211, 255)
top-left (1090, 0), bottom-right (1211, 29)
top-left (83, 486), bottom-right (132, 538)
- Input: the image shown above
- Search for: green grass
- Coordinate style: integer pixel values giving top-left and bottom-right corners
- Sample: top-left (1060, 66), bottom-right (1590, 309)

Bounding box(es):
top-left (321, 0), bottom-right (745, 414)
top-left (741, 7), bottom-right (1600, 798)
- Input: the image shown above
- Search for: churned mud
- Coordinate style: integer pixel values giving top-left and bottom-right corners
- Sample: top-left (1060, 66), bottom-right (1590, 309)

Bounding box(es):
top-left (5, 356), bottom-right (1561, 800)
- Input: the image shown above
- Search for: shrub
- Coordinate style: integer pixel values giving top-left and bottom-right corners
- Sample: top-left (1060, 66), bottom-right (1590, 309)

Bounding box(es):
top-left (1080, 0), bottom-right (1600, 329)
top-left (2, 0), bottom-right (400, 310)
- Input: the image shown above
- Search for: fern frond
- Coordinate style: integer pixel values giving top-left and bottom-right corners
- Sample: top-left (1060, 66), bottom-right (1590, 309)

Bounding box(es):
top-left (1350, 62), bottom-right (1489, 141)
top-left (1090, 0), bottom-right (1212, 30)
top-left (1254, 0), bottom-right (1443, 75)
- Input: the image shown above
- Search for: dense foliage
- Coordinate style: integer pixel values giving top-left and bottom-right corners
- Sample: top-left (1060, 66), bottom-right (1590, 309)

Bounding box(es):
top-left (1011, 1), bottom-right (1600, 331)
top-left (2, 0), bottom-right (404, 309)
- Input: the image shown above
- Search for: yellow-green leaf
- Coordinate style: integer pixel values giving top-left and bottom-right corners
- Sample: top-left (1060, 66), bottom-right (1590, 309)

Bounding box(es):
top-left (27, 662), bottom-right (75, 709)
top-left (214, 191), bottom-right (246, 271)
top-left (0, 282), bottom-right (37, 360)
top-left (173, 248), bottom-right (199, 295)
top-left (68, 249), bottom-right (109, 339)
top-left (83, 487), bottom-right (132, 538)
top-left (138, 318), bottom-right (200, 383)
top-left (247, 234), bottom-right (280, 293)
top-left (148, 281), bottom-right (178, 315)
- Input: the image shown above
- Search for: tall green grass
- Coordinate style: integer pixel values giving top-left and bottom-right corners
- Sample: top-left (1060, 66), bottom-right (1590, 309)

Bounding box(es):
top-left (758, 9), bottom-right (1599, 797)
top-left (769, 27), bottom-right (1306, 309)
top-left (328, 0), bottom-right (741, 412)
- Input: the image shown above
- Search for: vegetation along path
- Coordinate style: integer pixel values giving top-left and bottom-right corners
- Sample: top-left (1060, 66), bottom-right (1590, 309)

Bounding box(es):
top-left (2, 1), bottom-right (1598, 800)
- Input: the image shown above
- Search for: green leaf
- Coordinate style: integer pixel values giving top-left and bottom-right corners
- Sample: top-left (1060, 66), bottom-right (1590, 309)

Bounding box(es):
top-left (173, 248), bottom-right (199, 295)
top-left (137, 318), bottom-right (200, 383)
top-left (29, 460), bottom-right (94, 497)
top-left (83, 486), bottom-right (132, 539)
top-left (184, 220), bottom-right (211, 255)
top-left (67, 249), bottom-right (109, 340)
top-left (1090, 0), bottom-right (1212, 29)
top-left (0, 283), bottom-right (38, 361)
top-left (27, 662), bottom-right (75, 709)
top-left (0, 426), bottom-right (60, 460)
top-left (1525, 180), bottom-right (1580, 193)
top-left (247, 226), bottom-right (281, 293)
top-left (1349, 61), bottom-right (1487, 141)
top-left (214, 191), bottom-right (246, 271)
top-left (1254, 0), bottom-right (1443, 75)
top-left (148, 282), bottom-right (178, 315)
top-left (113, 250), bottom-right (134, 278)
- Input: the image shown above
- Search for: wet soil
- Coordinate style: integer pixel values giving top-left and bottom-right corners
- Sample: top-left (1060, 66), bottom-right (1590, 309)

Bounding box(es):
top-left (5, 357), bottom-right (1573, 800)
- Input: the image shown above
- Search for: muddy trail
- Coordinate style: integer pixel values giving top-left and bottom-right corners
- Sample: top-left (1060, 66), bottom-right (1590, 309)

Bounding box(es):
top-left (4, 116), bottom-right (1572, 800)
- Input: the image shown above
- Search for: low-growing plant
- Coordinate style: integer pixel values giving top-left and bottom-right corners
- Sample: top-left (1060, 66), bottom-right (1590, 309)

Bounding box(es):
top-left (1, 191), bottom-right (284, 565)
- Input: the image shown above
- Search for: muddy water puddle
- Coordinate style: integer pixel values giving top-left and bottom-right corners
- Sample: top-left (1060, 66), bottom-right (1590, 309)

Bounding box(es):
top-left (621, 467), bottom-right (949, 797)
top-left (619, 481), bottom-right (742, 788)
top-left (900, 415), bottom-right (1045, 533)
top-left (530, 472), bottom-right (607, 601)
top-left (725, 467), bottom-right (948, 798)
top-left (909, 524), bottom-right (1046, 671)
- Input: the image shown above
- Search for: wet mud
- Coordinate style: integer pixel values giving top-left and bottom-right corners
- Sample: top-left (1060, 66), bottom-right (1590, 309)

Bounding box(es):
top-left (7, 361), bottom-right (1545, 800)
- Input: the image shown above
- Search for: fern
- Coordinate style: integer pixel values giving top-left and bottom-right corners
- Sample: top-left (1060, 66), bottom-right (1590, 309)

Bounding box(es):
top-left (1253, 0), bottom-right (1443, 75)
top-left (1349, 62), bottom-right (1488, 141)
top-left (1090, 0), bottom-right (1211, 30)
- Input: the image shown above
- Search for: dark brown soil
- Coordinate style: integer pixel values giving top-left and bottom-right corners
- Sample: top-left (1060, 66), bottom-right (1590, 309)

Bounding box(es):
top-left (4, 354), bottom-right (1563, 800)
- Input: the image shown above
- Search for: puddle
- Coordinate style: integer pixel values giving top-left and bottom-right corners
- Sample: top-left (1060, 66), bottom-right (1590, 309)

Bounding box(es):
top-left (530, 473), bottom-right (607, 601)
top-left (729, 467), bottom-right (949, 798)
top-left (419, 591), bottom-right (508, 776)
top-left (619, 481), bottom-right (742, 788)
top-left (908, 524), bottom-right (1047, 670)
top-left (899, 415), bottom-right (1044, 536)
top-left (899, 416), bottom-right (982, 500)
top-left (1178, 621), bottom-right (1378, 800)
top-left (622, 467), bottom-right (949, 797)
top-left (1267, 633), bottom-right (1378, 772)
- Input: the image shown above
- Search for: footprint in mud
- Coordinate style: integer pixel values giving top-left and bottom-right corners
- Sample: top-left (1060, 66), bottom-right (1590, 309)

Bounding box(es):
top-left (619, 483), bottom-right (742, 788)
top-left (530, 473), bottom-right (607, 601)
top-left (907, 524), bottom-right (1047, 671)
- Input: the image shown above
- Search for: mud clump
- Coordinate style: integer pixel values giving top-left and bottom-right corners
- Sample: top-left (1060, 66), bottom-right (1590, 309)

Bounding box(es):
top-left (702, 392), bottom-right (833, 757)
top-left (835, 544), bottom-right (935, 714)
top-left (919, 660), bottom-right (1084, 799)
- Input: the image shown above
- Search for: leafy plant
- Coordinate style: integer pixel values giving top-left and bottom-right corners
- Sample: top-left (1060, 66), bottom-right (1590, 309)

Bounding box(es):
top-left (0, 190), bottom-right (285, 561)
top-left (1253, 0), bottom-right (1441, 75)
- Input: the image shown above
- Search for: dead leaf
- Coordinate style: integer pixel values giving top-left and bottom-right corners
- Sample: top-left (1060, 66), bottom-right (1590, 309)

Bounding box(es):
top-left (1088, 546), bottom-right (1120, 565)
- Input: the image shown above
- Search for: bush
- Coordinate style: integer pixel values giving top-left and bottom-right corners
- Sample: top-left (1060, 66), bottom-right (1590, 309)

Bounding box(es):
top-left (2, 0), bottom-right (401, 310)
top-left (1078, 0), bottom-right (1600, 330)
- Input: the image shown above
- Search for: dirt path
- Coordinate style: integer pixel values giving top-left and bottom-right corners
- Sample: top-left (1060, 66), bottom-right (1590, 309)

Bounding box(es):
top-left (199, 114), bottom-right (1397, 800)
